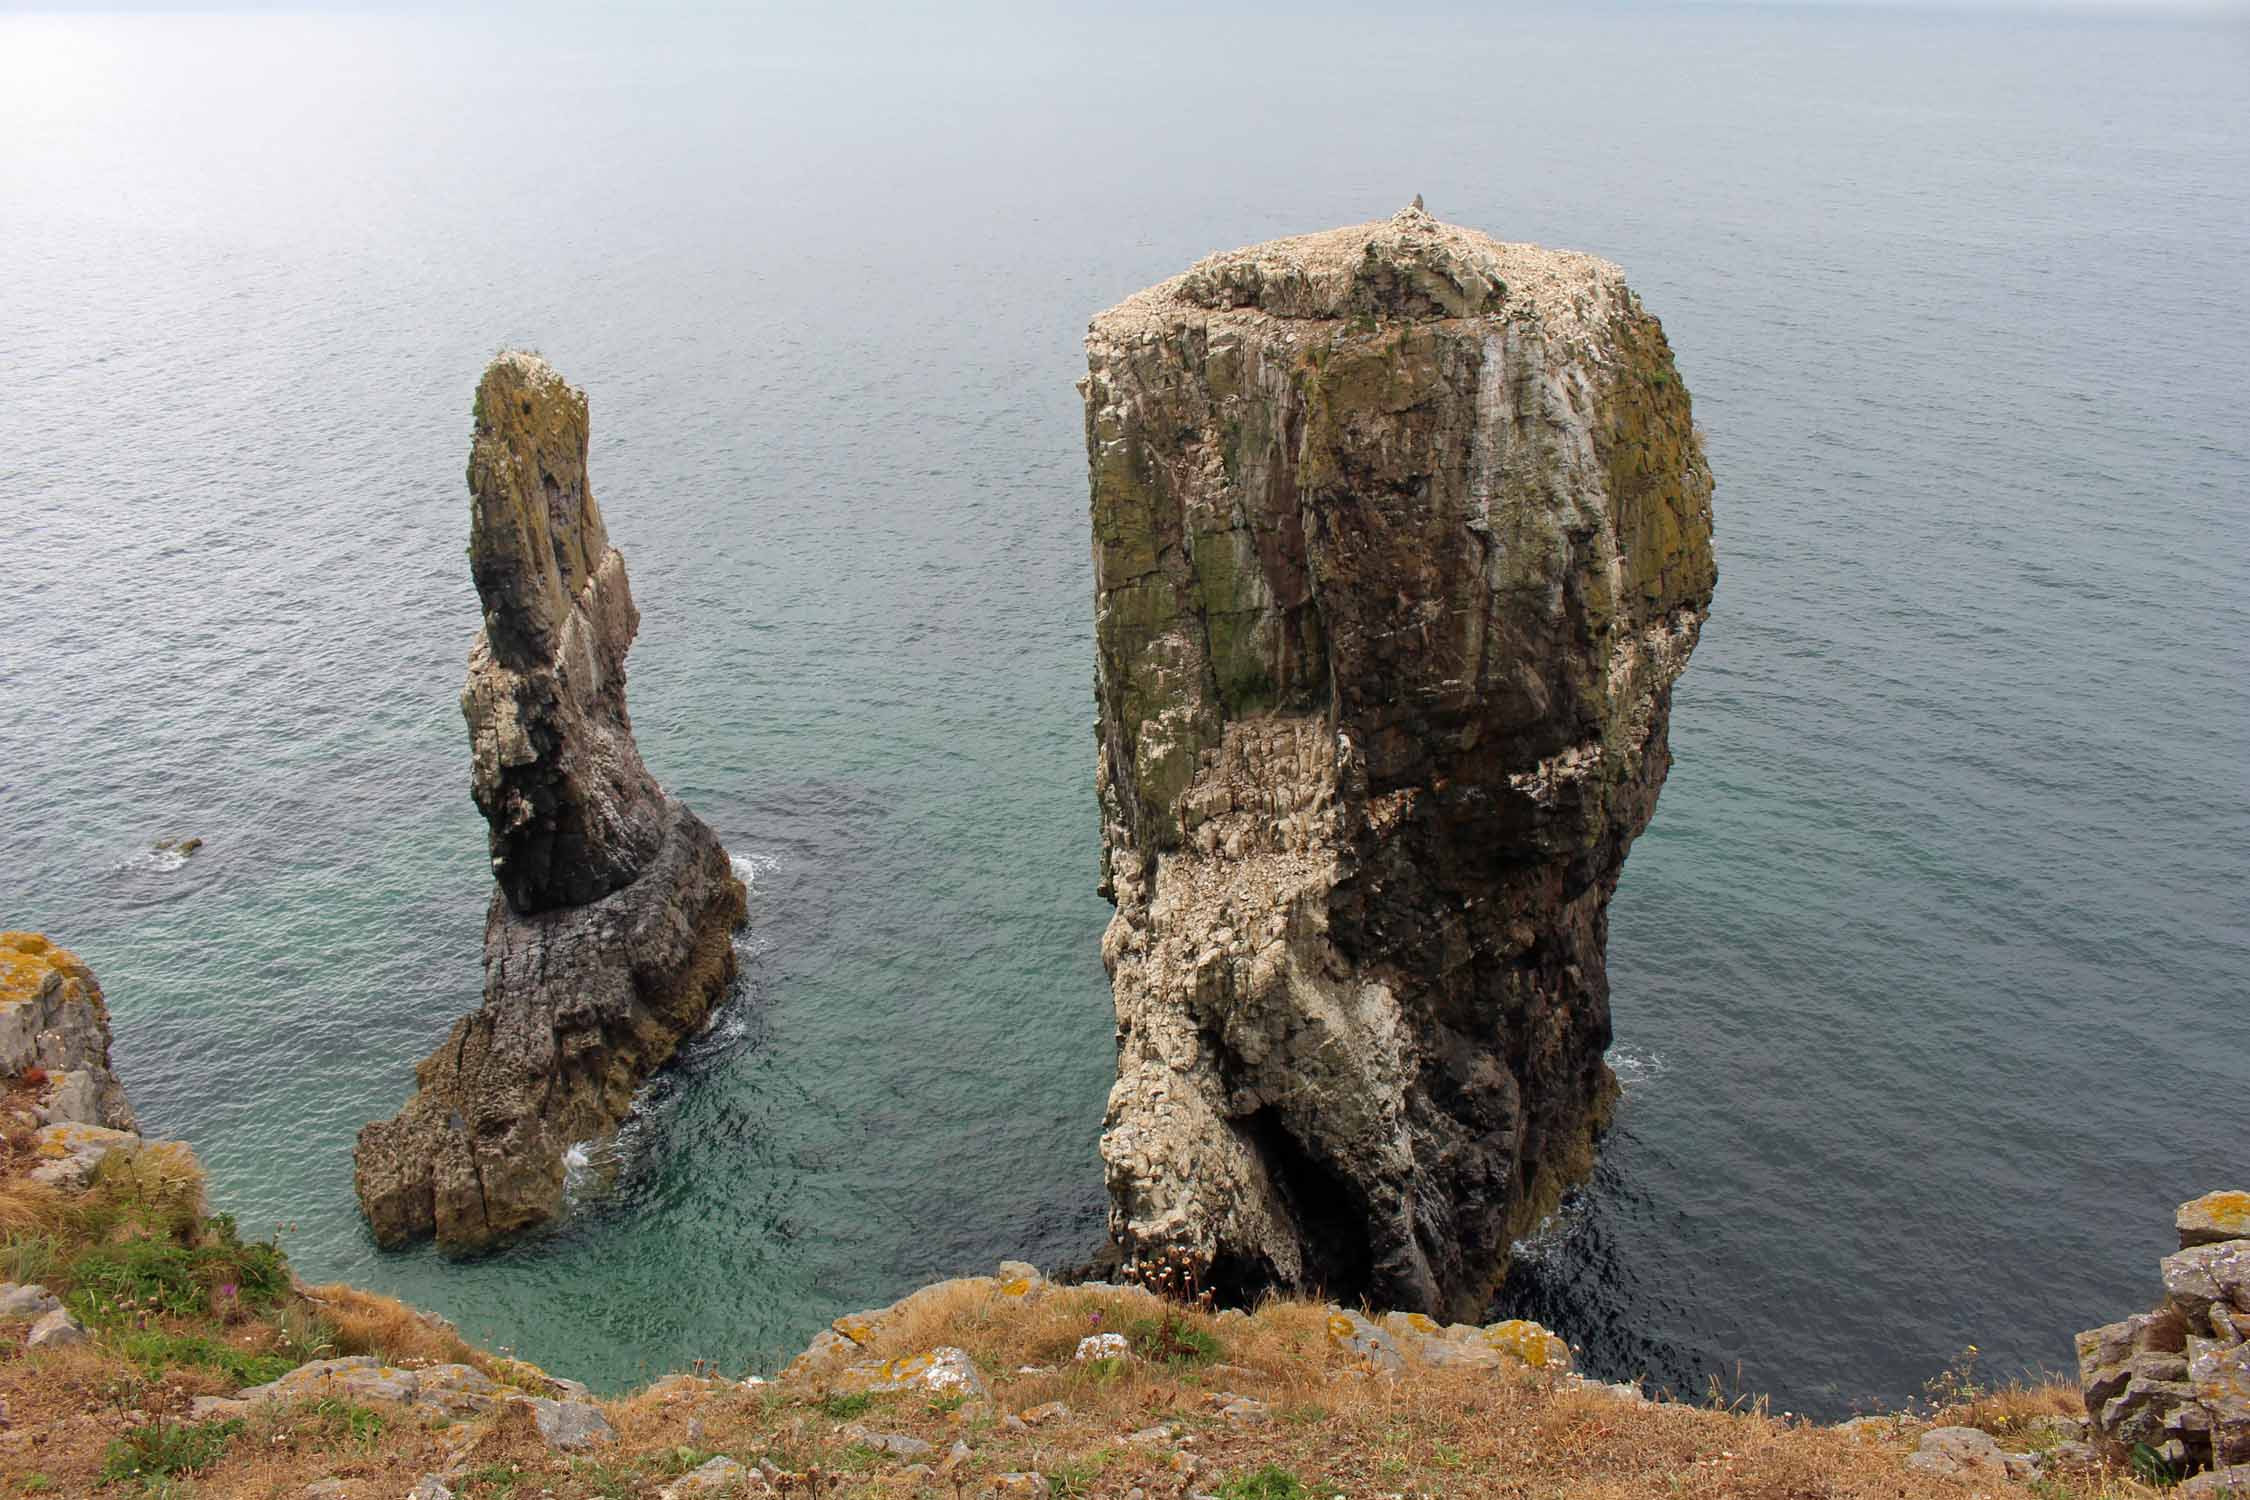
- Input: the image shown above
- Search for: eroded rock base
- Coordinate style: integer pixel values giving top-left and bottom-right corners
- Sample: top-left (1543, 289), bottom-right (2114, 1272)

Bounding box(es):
top-left (354, 800), bottom-right (744, 1250)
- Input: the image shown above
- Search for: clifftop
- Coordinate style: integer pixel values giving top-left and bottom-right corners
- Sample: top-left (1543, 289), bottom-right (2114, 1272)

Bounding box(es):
top-left (1095, 203), bottom-right (1623, 332)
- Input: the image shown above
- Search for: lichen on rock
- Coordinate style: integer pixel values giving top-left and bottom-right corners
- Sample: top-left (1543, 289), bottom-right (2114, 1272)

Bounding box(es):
top-left (353, 353), bottom-right (746, 1253)
top-left (1, 930), bottom-right (136, 1140)
top-left (2078, 1191), bottom-right (2250, 1478)
top-left (1081, 204), bottom-right (1716, 1317)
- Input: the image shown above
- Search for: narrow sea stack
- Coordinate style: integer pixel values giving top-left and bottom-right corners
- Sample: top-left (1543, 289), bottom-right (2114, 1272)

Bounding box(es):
top-left (354, 352), bottom-right (746, 1252)
top-left (1083, 205), bottom-right (1716, 1316)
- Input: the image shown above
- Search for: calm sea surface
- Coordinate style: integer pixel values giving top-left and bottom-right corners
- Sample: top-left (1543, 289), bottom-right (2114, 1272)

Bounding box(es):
top-left (3, 2), bottom-right (2244, 1414)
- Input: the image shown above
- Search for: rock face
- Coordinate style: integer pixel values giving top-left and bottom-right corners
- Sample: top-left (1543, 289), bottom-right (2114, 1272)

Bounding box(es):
top-left (2079, 1192), bottom-right (2250, 1477)
top-left (354, 353), bottom-right (747, 1252)
top-left (1081, 206), bottom-right (1715, 1316)
top-left (1, 934), bottom-right (203, 1197)
top-left (1, 931), bottom-right (136, 1137)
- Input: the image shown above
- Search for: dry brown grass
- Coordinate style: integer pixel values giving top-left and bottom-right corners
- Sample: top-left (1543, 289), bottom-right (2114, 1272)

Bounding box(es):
top-left (299, 1280), bottom-right (482, 1369)
top-left (773, 1283), bottom-right (2160, 1500)
top-left (1935, 1376), bottom-right (2090, 1441)
top-left (0, 1113), bottom-right (2177, 1500)
top-left (0, 1265), bottom-right (2187, 1500)
top-left (0, 1175), bottom-right (73, 1238)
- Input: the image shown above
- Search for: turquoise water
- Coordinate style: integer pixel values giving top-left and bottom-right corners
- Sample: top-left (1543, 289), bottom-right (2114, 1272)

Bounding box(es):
top-left (2, 5), bottom-right (2244, 1413)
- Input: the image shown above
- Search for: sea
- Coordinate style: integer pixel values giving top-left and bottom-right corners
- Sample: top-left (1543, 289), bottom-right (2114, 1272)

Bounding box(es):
top-left (2, 1), bottom-right (2244, 1416)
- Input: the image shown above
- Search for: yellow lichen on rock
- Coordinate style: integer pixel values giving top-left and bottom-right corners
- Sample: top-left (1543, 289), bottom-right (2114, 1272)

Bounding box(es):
top-left (2179, 1190), bottom-right (2250, 1248)
top-left (1, 929), bottom-right (87, 1006)
top-left (1484, 1319), bottom-right (1573, 1371)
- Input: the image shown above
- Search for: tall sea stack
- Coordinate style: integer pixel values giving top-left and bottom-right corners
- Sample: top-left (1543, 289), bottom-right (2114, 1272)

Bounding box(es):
top-left (1083, 206), bottom-right (1716, 1317)
top-left (354, 352), bottom-right (747, 1252)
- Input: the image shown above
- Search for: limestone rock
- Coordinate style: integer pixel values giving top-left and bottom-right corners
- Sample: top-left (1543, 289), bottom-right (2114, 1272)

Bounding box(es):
top-left (1217, 1395), bottom-right (1272, 1424)
top-left (2083, 1194), bottom-right (2250, 1476)
top-left (241, 1356), bottom-right (417, 1408)
top-left (355, 354), bottom-right (747, 1251)
top-left (407, 1478), bottom-right (455, 1500)
top-left (0, 1283), bottom-right (60, 1321)
top-left (845, 1426), bottom-right (936, 1456)
top-left (1083, 205), bottom-right (1715, 1315)
top-left (26, 1306), bottom-right (86, 1348)
top-left (27, 1121), bottom-right (140, 1190)
top-left (1477, 1318), bottom-right (1574, 1372)
top-left (1905, 1426), bottom-right (2008, 1480)
top-left (782, 1276), bottom-right (1017, 1381)
top-left (831, 1346), bottom-right (988, 1399)
top-left (0, 932), bottom-right (135, 1133)
top-left (414, 1363), bottom-right (503, 1416)
top-left (2181, 1193), bottom-right (2250, 1250)
top-left (661, 1456), bottom-right (759, 1497)
top-left (1325, 1309), bottom-right (1405, 1372)
top-left (527, 1396), bottom-right (617, 1451)
top-left (2167, 1243), bottom-right (2250, 1328)
top-left (2182, 1464), bottom-right (2250, 1499)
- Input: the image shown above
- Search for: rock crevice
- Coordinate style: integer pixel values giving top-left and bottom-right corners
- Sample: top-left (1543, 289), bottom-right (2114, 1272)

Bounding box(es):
top-left (1083, 206), bottom-right (1716, 1317)
top-left (354, 353), bottom-right (746, 1252)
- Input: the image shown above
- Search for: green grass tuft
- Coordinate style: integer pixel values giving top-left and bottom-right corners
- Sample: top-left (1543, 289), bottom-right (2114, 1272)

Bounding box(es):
top-left (1216, 1463), bottom-right (1311, 1500)
top-left (97, 1416), bottom-right (242, 1487)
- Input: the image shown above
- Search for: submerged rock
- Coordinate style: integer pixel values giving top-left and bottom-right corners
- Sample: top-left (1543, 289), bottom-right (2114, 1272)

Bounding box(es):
top-left (1081, 205), bottom-right (1715, 1315)
top-left (354, 353), bottom-right (747, 1252)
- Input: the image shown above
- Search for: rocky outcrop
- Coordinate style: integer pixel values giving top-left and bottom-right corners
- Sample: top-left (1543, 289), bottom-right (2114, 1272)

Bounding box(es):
top-left (781, 1258), bottom-right (1577, 1389)
top-left (2078, 1191), bottom-right (2250, 1477)
top-left (1, 931), bottom-right (135, 1140)
top-left (354, 353), bottom-right (747, 1252)
top-left (1, 933), bottom-right (205, 1199)
top-left (1082, 205), bottom-right (1716, 1317)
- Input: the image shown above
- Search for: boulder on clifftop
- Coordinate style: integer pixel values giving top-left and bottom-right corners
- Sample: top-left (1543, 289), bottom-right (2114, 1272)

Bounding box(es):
top-left (353, 353), bottom-right (746, 1252)
top-left (1081, 205), bottom-right (1716, 1315)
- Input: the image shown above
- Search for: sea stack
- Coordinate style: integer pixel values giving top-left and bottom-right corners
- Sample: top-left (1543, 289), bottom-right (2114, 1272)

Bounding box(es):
top-left (353, 352), bottom-right (747, 1252)
top-left (1082, 206), bottom-right (1716, 1316)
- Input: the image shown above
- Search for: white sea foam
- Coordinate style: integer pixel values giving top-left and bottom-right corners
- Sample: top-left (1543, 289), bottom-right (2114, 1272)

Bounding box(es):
top-left (560, 1134), bottom-right (626, 1207)
top-left (729, 851), bottom-right (781, 888)
top-left (1606, 1045), bottom-right (1665, 1091)
top-left (1510, 1190), bottom-right (1594, 1263)
top-left (118, 843), bottom-right (193, 874)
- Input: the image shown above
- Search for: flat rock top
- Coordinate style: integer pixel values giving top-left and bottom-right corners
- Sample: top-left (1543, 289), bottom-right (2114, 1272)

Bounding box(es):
top-left (2181, 1190), bottom-right (2250, 1248)
top-left (1, 931), bottom-right (91, 1007)
top-left (1091, 204), bottom-right (1622, 338)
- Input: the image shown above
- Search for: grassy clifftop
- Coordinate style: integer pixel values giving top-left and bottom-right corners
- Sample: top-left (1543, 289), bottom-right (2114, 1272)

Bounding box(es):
top-left (0, 1127), bottom-right (2164, 1500)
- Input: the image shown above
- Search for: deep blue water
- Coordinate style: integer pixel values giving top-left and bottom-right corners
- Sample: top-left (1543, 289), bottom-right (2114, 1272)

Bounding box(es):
top-left (2, 3), bottom-right (2244, 1414)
